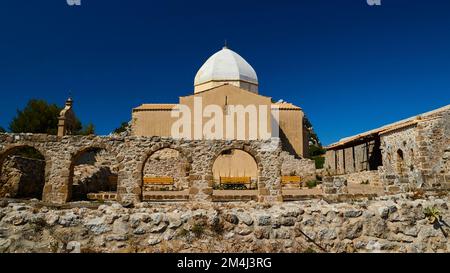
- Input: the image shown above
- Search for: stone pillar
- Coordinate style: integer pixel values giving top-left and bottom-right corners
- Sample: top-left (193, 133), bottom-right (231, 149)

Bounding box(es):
top-left (116, 159), bottom-right (141, 205)
top-left (42, 156), bottom-right (72, 204)
top-left (257, 140), bottom-right (283, 203)
top-left (189, 142), bottom-right (213, 202)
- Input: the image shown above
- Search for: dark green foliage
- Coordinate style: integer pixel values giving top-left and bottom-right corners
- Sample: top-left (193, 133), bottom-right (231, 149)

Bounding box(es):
top-left (79, 123), bottom-right (95, 135)
top-left (306, 180), bottom-right (318, 189)
top-left (312, 156), bottom-right (325, 169)
top-left (113, 122), bottom-right (129, 134)
top-left (0, 127), bottom-right (6, 133)
top-left (9, 99), bottom-right (62, 135)
top-left (305, 116), bottom-right (326, 169)
top-left (213, 184), bottom-right (250, 190)
top-left (304, 116), bottom-right (321, 147)
top-left (309, 145), bottom-right (326, 157)
top-left (8, 99), bottom-right (93, 135)
top-left (191, 224), bottom-right (205, 238)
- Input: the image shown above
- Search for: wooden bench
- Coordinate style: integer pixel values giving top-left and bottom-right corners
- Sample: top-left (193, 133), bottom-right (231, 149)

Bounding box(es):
top-left (143, 177), bottom-right (174, 185)
top-left (219, 177), bottom-right (252, 188)
top-left (281, 176), bottom-right (302, 187)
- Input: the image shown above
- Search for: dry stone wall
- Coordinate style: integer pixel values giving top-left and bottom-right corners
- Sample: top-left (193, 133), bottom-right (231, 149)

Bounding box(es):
top-left (0, 194), bottom-right (448, 253)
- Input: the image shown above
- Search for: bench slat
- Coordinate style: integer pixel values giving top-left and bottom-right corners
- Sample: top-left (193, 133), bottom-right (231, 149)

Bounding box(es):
top-left (281, 176), bottom-right (302, 184)
top-left (144, 177), bottom-right (174, 185)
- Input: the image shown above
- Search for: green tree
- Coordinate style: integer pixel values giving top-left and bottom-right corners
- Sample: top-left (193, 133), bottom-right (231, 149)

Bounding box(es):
top-left (113, 122), bottom-right (129, 134)
top-left (0, 126), bottom-right (6, 133)
top-left (79, 123), bottom-right (95, 135)
top-left (304, 116), bottom-right (326, 169)
top-left (9, 99), bottom-right (90, 135)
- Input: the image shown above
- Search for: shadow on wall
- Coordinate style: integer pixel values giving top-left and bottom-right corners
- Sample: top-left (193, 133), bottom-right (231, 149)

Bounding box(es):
top-left (0, 146), bottom-right (46, 200)
top-left (142, 148), bottom-right (190, 191)
top-left (369, 138), bottom-right (383, 171)
top-left (70, 149), bottom-right (117, 201)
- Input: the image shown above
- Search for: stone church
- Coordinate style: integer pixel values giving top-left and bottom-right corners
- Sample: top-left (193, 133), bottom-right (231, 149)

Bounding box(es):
top-left (131, 46), bottom-right (309, 180)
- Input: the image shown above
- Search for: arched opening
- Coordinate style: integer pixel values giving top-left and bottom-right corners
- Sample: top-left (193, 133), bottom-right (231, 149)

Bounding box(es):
top-left (0, 146), bottom-right (46, 200)
top-left (69, 147), bottom-right (117, 202)
top-left (141, 148), bottom-right (190, 200)
top-left (396, 149), bottom-right (405, 175)
top-left (212, 149), bottom-right (258, 191)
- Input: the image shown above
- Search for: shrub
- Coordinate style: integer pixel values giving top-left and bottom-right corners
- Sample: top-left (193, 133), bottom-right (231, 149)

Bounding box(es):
top-left (312, 156), bottom-right (325, 169)
top-left (424, 206), bottom-right (441, 224)
top-left (306, 180), bottom-right (317, 189)
top-left (192, 224), bottom-right (205, 238)
top-left (177, 228), bottom-right (189, 238)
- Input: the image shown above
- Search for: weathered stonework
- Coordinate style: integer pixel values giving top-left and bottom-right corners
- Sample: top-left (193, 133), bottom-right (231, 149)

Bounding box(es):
top-left (0, 134), bottom-right (283, 205)
top-left (0, 194), bottom-right (448, 253)
top-left (323, 176), bottom-right (348, 195)
top-left (325, 105), bottom-right (450, 195)
top-left (0, 156), bottom-right (45, 199)
top-left (334, 171), bottom-right (381, 186)
top-left (280, 152), bottom-right (316, 183)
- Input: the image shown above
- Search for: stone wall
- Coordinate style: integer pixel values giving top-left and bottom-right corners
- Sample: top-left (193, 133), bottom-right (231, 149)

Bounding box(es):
top-left (334, 171), bottom-right (381, 186)
top-left (325, 106), bottom-right (450, 195)
top-left (0, 156), bottom-right (45, 199)
top-left (143, 148), bottom-right (189, 191)
top-left (0, 194), bottom-right (448, 253)
top-left (280, 152), bottom-right (316, 182)
top-left (0, 134), bottom-right (283, 204)
top-left (379, 108), bottom-right (450, 193)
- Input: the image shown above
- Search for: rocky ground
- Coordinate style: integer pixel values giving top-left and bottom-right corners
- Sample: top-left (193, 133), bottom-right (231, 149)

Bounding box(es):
top-left (0, 193), bottom-right (448, 253)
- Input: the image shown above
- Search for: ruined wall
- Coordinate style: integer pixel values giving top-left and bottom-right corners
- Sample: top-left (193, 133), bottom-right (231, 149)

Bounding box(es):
top-left (414, 109), bottom-right (450, 189)
top-left (379, 125), bottom-right (419, 193)
top-left (334, 171), bottom-right (381, 186)
top-left (143, 148), bottom-right (189, 191)
top-left (379, 108), bottom-right (450, 193)
top-left (280, 152), bottom-right (316, 182)
top-left (0, 195), bottom-right (448, 253)
top-left (72, 165), bottom-right (116, 201)
top-left (0, 134), bottom-right (283, 204)
top-left (0, 156), bottom-right (45, 199)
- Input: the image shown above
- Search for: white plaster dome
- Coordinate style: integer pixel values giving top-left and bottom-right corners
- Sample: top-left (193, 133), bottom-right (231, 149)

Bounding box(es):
top-left (194, 47), bottom-right (259, 93)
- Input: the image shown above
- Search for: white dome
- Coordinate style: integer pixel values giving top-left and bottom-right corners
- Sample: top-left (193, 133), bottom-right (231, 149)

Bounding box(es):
top-left (194, 47), bottom-right (258, 93)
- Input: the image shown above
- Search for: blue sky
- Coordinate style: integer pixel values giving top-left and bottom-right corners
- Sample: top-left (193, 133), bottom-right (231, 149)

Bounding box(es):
top-left (0, 0), bottom-right (449, 145)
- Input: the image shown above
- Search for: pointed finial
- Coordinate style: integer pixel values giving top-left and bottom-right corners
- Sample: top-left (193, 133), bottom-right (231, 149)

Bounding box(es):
top-left (223, 39), bottom-right (228, 49)
top-left (66, 91), bottom-right (73, 106)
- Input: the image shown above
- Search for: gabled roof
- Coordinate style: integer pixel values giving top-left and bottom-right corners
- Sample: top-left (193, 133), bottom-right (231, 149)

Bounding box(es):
top-left (133, 104), bottom-right (177, 112)
top-left (326, 104), bottom-right (450, 150)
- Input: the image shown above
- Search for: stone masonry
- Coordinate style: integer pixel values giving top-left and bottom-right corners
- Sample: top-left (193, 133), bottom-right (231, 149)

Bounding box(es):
top-left (0, 134), bottom-right (283, 204)
top-left (0, 194), bottom-right (448, 253)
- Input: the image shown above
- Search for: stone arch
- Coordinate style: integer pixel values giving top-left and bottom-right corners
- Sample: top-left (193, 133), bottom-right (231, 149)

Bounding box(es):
top-left (138, 144), bottom-right (192, 198)
top-left (68, 146), bottom-right (117, 202)
top-left (208, 145), bottom-right (263, 176)
top-left (210, 146), bottom-right (262, 190)
top-left (0, 144), bottom-right (48, 200)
